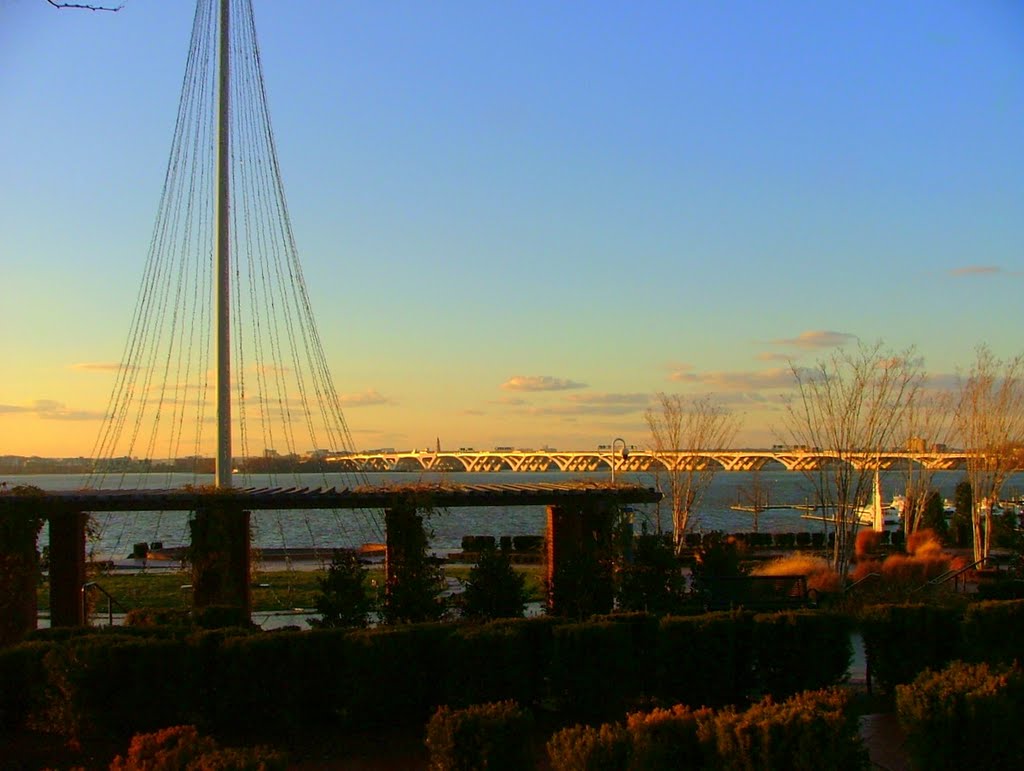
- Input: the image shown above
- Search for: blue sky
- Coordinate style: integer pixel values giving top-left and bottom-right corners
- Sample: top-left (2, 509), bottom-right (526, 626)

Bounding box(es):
top-left (1, 0), bottom-right (1022, 456)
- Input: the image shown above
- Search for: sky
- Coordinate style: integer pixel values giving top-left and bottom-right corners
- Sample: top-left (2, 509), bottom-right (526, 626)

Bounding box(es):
top-left (1, 0), bottom-right (1022, 458)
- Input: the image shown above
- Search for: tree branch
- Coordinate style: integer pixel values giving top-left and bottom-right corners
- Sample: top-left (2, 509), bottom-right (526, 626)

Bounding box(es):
top-left (47, 0), bottom-right (124, 11)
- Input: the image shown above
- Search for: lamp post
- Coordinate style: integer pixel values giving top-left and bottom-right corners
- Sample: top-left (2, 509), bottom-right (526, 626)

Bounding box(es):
top-left (610, 437), bottom-right (628, 483)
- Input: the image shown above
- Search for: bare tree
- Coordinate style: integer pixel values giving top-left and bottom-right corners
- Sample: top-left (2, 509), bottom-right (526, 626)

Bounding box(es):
top-left (781, 341), bottom-right (922, 576)
top-left (954, 345), bottom-right (1024, 562)
top-left (645, 393), bottom-right (740, 553)
top-left (900, 386), bottom-right (956, 534)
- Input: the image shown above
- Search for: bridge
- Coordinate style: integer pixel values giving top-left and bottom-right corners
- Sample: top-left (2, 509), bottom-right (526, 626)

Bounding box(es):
top-left (325, 448), bottom-right (973, 473)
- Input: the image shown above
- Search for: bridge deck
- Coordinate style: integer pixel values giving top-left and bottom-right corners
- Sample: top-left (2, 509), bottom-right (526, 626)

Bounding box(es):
top-left (0, 482), bottom-right (661, 513)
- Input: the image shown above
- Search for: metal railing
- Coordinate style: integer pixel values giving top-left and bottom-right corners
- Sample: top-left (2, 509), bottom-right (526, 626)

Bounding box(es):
top-left (82, 581), bottom-right (129, 626)
top-left (844, 572), bottom-right (881, 593)
top-left (914, 557), bottom-right (997, 594)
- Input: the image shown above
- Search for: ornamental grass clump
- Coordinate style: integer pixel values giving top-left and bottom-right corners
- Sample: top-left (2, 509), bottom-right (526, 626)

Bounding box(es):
top-left (750, 554), bottom-right (843, 595)
top-left (546, 722), bottom-right (631, 771)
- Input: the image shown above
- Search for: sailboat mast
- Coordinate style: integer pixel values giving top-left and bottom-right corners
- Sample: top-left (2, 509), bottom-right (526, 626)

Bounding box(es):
top-left (215, 0), bottom-right (232, 488)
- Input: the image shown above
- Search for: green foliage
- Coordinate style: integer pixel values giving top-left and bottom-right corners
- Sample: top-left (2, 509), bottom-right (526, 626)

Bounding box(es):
top-left (549, 689), bottom-right (865, 771)
top-left (424, 700), bottom-right (534, 771)
top-left (546, 722), bottom-right (631, 771)
top-left (952, 480), bottom-right (973, 546)
top-left (442, 622), bottom-right (540, 708)
top-left (896, 660), bottom-right (1024, 769)
top-left (858, 603), bottom-right (962, 694)
top-left (751, 611), bottom-right (852, 699)
top-left (383, 507), bottom-right (446, 624)
top-left (961, 599), bottom-right (1024, 665)
top-left (656, 611), bottom-right (755, 708)
top-left (615, 534), bottom-right (686, 614)
top-left (550, 549), bottom-right (615, 619)
top-left (709, 688), bottom-right (867, 771)
top-left (460, 544), bottom-right (528, 621)
top-left (0, 640), bottom-right (52, 730)
top-left (41, 635), bottom-right (193, 742)
top-left (920, 491), bottom-right (949, 538)
top-left (626, 704), bottom-right (715, 769)
top-left (550, 619), bottom-right (645, 720)
top-left (690, 532), bottom-right (746, 593)
top-left (308, 549), bottom-right (371, 629)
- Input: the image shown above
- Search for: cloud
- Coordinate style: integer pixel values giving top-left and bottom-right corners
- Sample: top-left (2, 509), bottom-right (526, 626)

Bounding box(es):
top-left (70, 362), bottom-right (126, 372)
top-left (501, 375), bottom-right (587, 392)
top-left (460, 409), bottom-right (486, 416)
top-left (756, 352), bottom-right (792, 362)
top-left (489, 396), bottom-right (529, 406)
top-left (338, 389), bottom-right (392, 407)
top-left (769, 330), bottom-right (857, 349)
top-left (668, 367), bottom-right (796, 391)
top-left (946, 264), bottom-right (1011, 276)
top-left (0, 400), bottom-right (105, 421)
top-left (565, 393), bottom-right (650, 406)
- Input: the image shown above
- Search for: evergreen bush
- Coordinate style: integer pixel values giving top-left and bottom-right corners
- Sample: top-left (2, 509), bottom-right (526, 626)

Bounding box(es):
top-left (424, 700), bottom-right (534, 771)
top-left (896, 660), bottom-right (1024, 769)
top-left (751, 611), bottom-right (851, 698)
top-left (858, 603), bottom-right (962, 693)
top-left (546, 722), bottom-right (630, 771)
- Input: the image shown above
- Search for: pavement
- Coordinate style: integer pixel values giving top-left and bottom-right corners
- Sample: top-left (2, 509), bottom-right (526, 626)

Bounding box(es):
top-left (859, 712), bottom-right (910, 771)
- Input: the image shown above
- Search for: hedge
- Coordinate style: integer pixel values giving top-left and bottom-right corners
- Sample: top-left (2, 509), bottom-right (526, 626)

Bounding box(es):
top-left (751, 611), bottom-right (851, 699)
top-left (424, 700), bottom-right (534, 771)
top-left (960, 599), bottom-right (1024, 665)
top-left (896, 661), bottom-right (1024, 769)
top-left (858, 603), bottom-right (961, 694)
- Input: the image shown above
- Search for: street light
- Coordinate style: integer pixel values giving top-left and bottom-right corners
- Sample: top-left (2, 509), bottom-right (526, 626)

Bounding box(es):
top-left (610, 437), bottom-right (628, 483)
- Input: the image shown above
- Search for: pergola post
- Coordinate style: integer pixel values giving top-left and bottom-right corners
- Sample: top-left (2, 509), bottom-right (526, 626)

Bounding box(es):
top-left (190, 505), bottom-right (251, 624)
top-left (0, 503), bottom-right (44, 645)
top-left (48, 510), bottom-right (87, 627)
top-left (384, 501), bottom-right (419, 599)
top-left (545, 499), bottom-right (617, 617)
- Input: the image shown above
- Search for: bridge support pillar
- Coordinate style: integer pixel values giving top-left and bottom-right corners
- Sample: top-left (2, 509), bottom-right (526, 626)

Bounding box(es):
top-left (545, 500), bottom-right (615, 617)
top-left (49, 510), bottom-right (87, 627)
top-left (190, 506), bottom-right (251, 625)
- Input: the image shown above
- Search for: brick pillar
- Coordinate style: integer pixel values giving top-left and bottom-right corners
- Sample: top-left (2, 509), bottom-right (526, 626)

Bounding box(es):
top-left (49, 510), bottom-right (87, 627)
top-left (546, 500), bottom-right (616, 617)
top-left (190, 506), bottom-right (251, 623)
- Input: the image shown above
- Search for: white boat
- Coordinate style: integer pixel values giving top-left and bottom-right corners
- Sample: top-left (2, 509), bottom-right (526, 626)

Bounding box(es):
top-left (853, 471), bottom-right (901, 530)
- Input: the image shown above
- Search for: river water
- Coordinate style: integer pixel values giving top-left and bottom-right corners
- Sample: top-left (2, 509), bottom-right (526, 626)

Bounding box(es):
top-left (9, 469), bottom-right (1023, 563)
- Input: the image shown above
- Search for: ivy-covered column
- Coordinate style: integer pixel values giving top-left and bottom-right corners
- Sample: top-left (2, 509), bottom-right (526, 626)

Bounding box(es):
top-left (49, 510), bottom-right (88, 627)
top-left (384, 500), bottom-right (443, 623)
top-left (189, 505), bottom-right (251, 624)
top-left (545, 499), bottom-right (616, 617)
top-left (0, 494), bottom-right (45, 645)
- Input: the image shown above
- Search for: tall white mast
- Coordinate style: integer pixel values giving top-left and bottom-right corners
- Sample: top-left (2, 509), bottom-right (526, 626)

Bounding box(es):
top-left (215, 0), bottom-right (232, 488)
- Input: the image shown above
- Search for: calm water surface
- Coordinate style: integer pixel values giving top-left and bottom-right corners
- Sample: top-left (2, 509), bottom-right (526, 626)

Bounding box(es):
top-left (10, 469), bottom-right (1023, 563)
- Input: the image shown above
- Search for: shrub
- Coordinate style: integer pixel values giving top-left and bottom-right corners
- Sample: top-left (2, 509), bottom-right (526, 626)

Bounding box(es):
top-left (656, 611), bottom-right (754, 708)
top-left (460, 544), bottom-right (528, 620)
top-left (109, 724), bottom-right (288, 771)
top-left (626, 704), bottom-right (714, 769)
top-left (308, 549), bottom-right (371, 629)
top-left (425, 700), bottom-right (534, 771)
top-left (896, 661), bottom-right (1024, 769)
top-left (125, 608), bottom-right (193, 628)
top-left (546, 722), bottom-right (630, 771)
top-left (710, 688), bottom-right (867, 771)
top-left (109, 725), bottom-right (217, 771)
top-left (855, 529), bottom-right (880, 558)
top-left (750, 554), bottom-right (842, 595)
top-left (858, 604), bottom-right (962, 693)
top-left (751, 611), bottom-right (851, 698)
top-left (0, 640), bottom-right (52, 730)
top-left (961, 600), bottom-right (1024, 664)
top-left (550, 619), bottom-right (642, 720)
top-left (442, 623), bottom-right (538, 708)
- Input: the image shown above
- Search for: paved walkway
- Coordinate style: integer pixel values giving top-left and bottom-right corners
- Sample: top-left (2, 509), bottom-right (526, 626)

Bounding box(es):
top-left (859, 712), bottom-right (909, 771)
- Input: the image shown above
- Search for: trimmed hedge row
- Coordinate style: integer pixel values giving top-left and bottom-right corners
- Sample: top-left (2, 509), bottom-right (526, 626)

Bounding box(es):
top-left (546, 688), bottom-right (867, 770)
top-left (1, 610), bottom-right (852, 741)
top-left (896, 660), bottom-right (1024, 769)
top-left (860, 600), bottom-right (1024, 693)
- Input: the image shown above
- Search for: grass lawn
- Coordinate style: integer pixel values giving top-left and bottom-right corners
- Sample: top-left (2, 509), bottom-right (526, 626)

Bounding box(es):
top-left (40, 563), bottom-right (546, 614)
